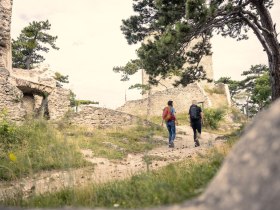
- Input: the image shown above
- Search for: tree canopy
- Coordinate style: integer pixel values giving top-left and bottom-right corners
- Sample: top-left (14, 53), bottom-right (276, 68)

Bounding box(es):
top-left (12, 20), bottom-right (59, 70)
top-left (114, 0), bottom-right (280, 100)
top-left (53, 72), bottom-right (69, 87)
top-left (216, 64), bottom-right (271, 116)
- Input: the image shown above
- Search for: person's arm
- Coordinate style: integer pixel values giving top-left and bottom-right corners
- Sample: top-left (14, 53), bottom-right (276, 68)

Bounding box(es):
top-left (200, 111), bottom-right (204, 125)
top-left (189, 107), bottom-right (191, 125)
top-left (161, 119), bottom-right (164, 126)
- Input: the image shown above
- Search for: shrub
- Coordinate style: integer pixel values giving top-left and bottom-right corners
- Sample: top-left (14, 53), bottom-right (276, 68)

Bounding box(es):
top-left (0, 110), bottom-right (22, 150)
top-left (203, 108), bottom-right (225, 129)
top-left (0, 119), bottom-right (88, 181)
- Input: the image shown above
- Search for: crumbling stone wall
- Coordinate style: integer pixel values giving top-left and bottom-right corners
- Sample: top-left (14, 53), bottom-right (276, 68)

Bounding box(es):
top-left (0, 68), bottom-right (25, 122)
top-left (0, 67), bottom-right (71, 122)
top-left (0, 0), bottom-right (13, 71)
top-left (70, 106), bottom-right (149, 128)
top-left (117, 83), bottom-right (211, 116)
top-left (48, 87), bottom-right (70, 120)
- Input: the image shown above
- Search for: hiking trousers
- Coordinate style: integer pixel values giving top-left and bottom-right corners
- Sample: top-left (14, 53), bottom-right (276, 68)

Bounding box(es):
top-left (191, 120), bottom-right (202, 141)
top-left (166, 120), bottom-right (176, 145)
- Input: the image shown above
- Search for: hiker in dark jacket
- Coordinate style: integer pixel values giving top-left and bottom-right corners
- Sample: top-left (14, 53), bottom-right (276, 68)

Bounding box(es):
top-left (189, 100), bottom-right (204, 147)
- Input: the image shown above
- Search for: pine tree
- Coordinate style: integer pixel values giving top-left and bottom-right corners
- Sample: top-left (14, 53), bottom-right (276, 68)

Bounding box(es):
top-left (114, 0), bottom-right (280, 100)
top-left (12, 20), bottom-right (59, 69)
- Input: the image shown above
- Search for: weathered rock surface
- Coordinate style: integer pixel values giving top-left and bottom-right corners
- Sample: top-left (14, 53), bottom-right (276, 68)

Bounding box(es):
top-left (0, 0), bottom-right (13, 70)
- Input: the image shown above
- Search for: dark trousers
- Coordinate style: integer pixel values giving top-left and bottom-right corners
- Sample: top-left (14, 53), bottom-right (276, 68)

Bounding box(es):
top-left (191, 120), bottom-right (202, 141)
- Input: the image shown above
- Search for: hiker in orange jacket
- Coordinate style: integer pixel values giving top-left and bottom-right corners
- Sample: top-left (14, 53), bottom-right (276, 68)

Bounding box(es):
top-left (162, 100), bottom-right (178, 148)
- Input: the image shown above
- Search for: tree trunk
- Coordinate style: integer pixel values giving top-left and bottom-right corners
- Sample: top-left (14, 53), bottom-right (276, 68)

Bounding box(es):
top-left (269, 55), bottom-right (280, 100)
top-left (252, 1), bottom-right (280, 101)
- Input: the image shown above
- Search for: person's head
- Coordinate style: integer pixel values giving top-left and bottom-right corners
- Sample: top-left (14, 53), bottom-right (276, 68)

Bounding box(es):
top-left (167, 100), bottom-right (173, 107)
top-left (192, 100), bottom-right (197, 105)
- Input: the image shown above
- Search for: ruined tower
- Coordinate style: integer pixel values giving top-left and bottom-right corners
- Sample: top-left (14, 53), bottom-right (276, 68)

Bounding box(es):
top-left (0, 0), bottom-right (13, 71)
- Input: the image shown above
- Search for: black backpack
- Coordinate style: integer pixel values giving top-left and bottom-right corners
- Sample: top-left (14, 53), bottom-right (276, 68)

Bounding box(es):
top-left (190, 105), bottom-right (200, 120)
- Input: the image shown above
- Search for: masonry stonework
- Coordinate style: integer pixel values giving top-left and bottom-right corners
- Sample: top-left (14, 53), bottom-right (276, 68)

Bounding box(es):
top-left (0, 66), bottom-right (71, 122)
top-left (0, 68), bottom-right (25, 122)
top-left (117, 83), bottom-right (211, 116)
top-left (0, 0), bottom-right (13, 71)
top-left (48, 87), bottom-right (70, 120)
top-left (70, 106), bottom-right (151, 128)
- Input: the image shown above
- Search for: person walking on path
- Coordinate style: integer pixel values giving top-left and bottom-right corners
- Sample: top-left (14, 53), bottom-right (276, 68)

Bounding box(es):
top-left (189, 100), bottom-right (204, 147)
top-left (162, 100), bottom-right (178, 148)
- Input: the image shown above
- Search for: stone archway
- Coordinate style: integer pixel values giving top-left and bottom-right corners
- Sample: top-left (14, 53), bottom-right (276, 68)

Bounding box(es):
top-left (17, 85), bottom-right (50, 119)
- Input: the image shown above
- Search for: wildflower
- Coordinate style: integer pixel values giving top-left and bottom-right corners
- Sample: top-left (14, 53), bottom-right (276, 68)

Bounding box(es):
top-left (8, 152), bottom-right (17, 162)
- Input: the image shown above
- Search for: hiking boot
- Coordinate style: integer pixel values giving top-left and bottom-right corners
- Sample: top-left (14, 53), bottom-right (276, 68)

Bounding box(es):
top-left (194, 139), bottom-right (200, 147)
top-left (169, 142), bottom-right (175, 148)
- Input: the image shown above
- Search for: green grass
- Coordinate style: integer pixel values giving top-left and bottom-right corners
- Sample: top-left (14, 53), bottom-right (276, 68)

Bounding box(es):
top-left (3, 147), bottom-right (227, 208)
top-left (0, 118), bottom-right (166, 181)
top-left (0, 119), bottom-right (88, 181)
top-left (0, 110), bottom-right (242, 209)
top-left (66, 124), bottom-right (166, 160)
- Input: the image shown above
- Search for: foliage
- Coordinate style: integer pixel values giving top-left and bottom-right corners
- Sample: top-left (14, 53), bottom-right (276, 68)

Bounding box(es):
top-left (0, 119), bottom-right (88, 181)
top-left (203, 108), bottom-right (225, 129)
top-left (69, 90), bottom-right (99, 108)
top-left (12, 20), bottom-right (59, 69)
top-left (0, 109), bottom-right (20, 150)
top-left (69, 90), bottom-right (77, 107)
top-left (77, 100), bottom-right (99, 105)
top-left (215, 77), bottom-right (240, 98)
top-left (216, 65), bottom-right (271, 116)
top-left (114, 0), bottom-right (280, 100)
top-left (4, 147), bottom-right (226, 208)
top-left (53, 72), bottom-right (69, 87)
top-left (251, 73), bottom-right (271, 111)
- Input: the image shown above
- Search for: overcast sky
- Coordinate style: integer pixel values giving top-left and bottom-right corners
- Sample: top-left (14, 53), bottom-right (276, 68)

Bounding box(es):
top-left (11, 0), bottom-right (280, 109)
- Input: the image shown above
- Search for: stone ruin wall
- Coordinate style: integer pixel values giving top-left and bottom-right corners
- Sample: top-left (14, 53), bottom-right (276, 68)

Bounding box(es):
top-left (70, 106), bottom-right (151, 128)
top-left (0, 69), bottom-right (25, 122)
top-left (117, 82), bottom-right (211, 117)
top-left (48, 87), bottom-right (71, 120)
top-left (0, 67), bottom-right (71, 122)
top-left (0, 0), bottom-right (13, 71)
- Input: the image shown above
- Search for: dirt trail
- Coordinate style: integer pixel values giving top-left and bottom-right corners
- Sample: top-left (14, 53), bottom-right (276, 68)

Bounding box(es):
top-left (0, 126), bottom-right (221, 200)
